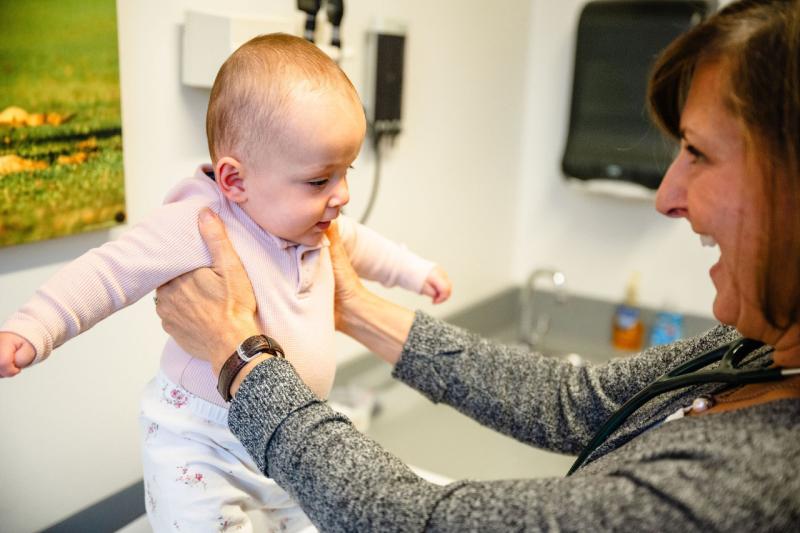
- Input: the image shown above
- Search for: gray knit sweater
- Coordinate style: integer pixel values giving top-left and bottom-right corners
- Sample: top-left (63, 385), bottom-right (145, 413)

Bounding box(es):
top-left (228, 312), bottom-right (800, 532)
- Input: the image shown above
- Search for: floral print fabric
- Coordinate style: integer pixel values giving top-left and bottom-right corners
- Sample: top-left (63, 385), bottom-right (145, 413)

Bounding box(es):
top-left (139, 372), bottom-right (316, 532)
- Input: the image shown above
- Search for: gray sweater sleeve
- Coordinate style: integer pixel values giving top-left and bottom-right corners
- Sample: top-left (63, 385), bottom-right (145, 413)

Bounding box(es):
top-left (391, 313), bottom-right (735, 454)
top-left (228, 312), bottom-right (798, 532)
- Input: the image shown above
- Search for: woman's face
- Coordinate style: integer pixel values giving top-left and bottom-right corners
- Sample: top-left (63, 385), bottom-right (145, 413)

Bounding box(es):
top-left (655, 62), bottom-right (766, 338)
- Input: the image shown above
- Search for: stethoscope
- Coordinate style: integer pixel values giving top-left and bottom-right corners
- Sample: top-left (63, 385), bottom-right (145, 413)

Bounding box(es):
top-left (567, 337), bottom-right (800, 476)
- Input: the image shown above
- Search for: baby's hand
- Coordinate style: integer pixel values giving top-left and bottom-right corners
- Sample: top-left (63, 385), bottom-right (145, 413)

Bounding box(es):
top-left (421, 265), bottom-right (452, 304)
top-left (0, 332), bottom-right (35, 378)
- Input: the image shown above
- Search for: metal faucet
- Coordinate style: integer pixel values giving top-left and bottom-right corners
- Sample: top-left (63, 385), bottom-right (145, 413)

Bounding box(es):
top-left (519, 268), bottom-right (567, 348)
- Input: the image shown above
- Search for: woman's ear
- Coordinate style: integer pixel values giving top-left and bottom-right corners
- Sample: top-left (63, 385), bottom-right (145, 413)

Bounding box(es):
top-left (215, 157), bottom-right (248, 203)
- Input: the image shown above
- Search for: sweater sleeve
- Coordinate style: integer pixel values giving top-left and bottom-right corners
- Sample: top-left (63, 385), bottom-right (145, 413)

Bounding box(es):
top-left (336, 215), bottom-right (435, 294)
top-left (228, 345), bottom-right (764, 533)
top-left (0, 178), bottom-right (218, 363)
top-left (392, 313), bottom-right (735, 454)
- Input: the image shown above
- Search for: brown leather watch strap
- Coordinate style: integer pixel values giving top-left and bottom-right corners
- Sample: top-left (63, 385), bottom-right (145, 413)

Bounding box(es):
top-left (217, 335), bottom-right (285, 402)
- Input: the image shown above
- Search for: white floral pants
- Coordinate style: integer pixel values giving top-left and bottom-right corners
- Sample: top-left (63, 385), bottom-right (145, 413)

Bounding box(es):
top-left (139, 372), bottom-right (317, 533)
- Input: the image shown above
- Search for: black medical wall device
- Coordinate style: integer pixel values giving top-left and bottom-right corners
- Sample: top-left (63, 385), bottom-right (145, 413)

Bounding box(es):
top-left (367, 30), bottom-right (405, 136)
top-left (359, 24), bottom-right (406, 224)
top-left (561, 0), bottom-right (714, 191)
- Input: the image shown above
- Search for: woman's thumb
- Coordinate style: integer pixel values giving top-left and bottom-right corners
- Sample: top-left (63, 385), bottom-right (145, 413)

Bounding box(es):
top-left (198, 208), bottom-right (240, 272)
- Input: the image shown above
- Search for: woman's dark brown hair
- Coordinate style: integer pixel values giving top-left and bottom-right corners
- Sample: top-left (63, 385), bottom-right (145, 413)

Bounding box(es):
top-left (648, 0), bottom-right (800, 328)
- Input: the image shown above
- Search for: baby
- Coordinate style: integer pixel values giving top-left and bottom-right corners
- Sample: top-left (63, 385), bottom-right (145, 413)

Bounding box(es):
top-left (0, 34), bottom-right (450, 532)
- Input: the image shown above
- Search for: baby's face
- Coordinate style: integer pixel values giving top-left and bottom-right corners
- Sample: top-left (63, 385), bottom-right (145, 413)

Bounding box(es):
top-left (240, 88), bottom-right (365, 246)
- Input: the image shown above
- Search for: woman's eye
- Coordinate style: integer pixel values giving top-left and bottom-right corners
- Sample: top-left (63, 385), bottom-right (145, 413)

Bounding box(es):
top-left (684, 143), bottom-right (704, 162)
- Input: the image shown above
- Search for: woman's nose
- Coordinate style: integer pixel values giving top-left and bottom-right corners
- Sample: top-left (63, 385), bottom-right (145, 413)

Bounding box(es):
top-left (655, 155), bottom-right (689, 218)
top-left (328, 178), bottom-right (350, 208)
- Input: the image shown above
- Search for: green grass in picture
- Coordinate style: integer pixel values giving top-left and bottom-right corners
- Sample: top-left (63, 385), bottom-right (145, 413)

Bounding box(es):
top-left (0, 0), bottom-right (125, 247)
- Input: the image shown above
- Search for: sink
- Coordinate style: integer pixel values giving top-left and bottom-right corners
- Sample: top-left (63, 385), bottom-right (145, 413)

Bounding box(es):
top-left (361, 323), bottom-right (580, 482)
top-left (366, 378), bottom-right (576, 481)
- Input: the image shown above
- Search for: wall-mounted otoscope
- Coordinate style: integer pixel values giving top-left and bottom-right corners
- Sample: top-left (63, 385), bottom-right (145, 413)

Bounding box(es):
top-left (326, 0), bottom-right (344, 48)
top-left (296, 0), bottom-right (322, 42)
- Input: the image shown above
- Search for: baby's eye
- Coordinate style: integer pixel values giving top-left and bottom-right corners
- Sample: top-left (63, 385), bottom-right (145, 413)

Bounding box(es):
top-left (308, 178), bottom-right (329, 188)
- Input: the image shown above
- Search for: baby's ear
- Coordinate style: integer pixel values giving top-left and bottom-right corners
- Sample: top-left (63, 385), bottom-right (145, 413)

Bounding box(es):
top-left (215, 157), bottom-right (247, 203)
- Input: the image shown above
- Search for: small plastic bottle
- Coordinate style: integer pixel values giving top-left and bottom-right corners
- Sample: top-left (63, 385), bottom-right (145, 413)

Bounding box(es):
top-left (649, 303), bottom-right (684, 347)
top-left (612, 272), bottom-right (644, 352)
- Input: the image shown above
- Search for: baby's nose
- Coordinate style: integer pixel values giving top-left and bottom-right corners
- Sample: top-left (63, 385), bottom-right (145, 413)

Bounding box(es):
top-left (329, 179), bottom-right (350, 208)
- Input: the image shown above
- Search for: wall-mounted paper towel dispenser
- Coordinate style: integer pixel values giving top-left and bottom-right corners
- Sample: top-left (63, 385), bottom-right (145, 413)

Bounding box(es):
top-left (561, 0), bottom-right (714, 196)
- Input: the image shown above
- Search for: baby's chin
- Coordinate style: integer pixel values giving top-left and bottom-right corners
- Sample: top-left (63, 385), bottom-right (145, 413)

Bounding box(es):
top-left (287, 231), bottom-right (325, 248)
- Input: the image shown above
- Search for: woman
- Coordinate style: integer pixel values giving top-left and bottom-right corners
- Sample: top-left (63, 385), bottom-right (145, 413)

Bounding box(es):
top-left (155, 1), bottom-right (800, 530)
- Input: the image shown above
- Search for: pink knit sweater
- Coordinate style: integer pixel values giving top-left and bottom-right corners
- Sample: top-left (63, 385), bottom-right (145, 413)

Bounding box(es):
top-left (1, 165), bottom-right (434, 407)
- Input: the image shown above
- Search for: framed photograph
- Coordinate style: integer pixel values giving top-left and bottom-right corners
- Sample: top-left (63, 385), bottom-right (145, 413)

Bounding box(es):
top-left (0, 0), bottom-right (125, 247)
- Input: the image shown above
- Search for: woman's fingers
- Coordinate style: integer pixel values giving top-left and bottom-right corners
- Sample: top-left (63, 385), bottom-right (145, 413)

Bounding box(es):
top-left (197, 207), bottom-right (257, 310)
top-left (152, 209), bottom-right (260, 363)
top-left (326, 221), bottom-right (361, 291)
top-left (326, 221), bottom-right (366, 331)
top-left (198, 208), bottom-right (243, 275)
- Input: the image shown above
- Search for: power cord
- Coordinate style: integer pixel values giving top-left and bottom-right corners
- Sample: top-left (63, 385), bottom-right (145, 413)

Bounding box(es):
top-left (359, 127), bottom-right (385, 224)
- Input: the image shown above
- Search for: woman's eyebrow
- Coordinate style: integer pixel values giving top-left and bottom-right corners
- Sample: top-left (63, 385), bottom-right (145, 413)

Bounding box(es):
top-left (679, 126), bottom-right (705, 144)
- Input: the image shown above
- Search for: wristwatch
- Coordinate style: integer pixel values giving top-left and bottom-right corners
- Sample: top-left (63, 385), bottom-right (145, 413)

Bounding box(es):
top-left (217, 334), bottom-right (285, 402)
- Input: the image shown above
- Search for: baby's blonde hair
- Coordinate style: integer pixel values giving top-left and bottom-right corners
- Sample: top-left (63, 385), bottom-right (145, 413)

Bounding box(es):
top-left (206, 33), bottom-right (358, 165)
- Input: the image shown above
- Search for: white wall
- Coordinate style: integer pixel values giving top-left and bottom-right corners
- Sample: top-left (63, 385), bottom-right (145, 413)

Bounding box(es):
top-left (0, 0), bottom-right (530, 531)
top-left (513, 0), bottom-right (720, 318)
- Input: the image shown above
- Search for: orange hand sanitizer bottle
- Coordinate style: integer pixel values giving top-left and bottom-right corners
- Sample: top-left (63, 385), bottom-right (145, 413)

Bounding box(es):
top-left (612, 272), bottom-right (644, 352)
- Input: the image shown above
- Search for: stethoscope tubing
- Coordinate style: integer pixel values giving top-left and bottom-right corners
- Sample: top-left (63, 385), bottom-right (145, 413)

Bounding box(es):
top-left (566, 337), bottom-right (792, 476)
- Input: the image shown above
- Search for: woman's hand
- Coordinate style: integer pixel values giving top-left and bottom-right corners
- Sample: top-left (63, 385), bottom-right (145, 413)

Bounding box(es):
top-left (326, 221), bottom-right (367, 334)
top-left (156, 208), bottom-right (260, 375)
top-left (326, 221), bottom-right (415, 365)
